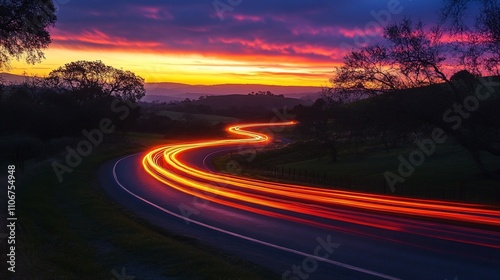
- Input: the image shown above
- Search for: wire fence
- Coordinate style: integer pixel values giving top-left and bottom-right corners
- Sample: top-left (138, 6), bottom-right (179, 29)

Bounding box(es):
top-left (241, 164), bottom-right (500, 204)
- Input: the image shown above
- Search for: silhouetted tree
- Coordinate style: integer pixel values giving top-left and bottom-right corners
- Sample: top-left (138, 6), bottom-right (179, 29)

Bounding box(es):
top-left (450, 70), bottom-right (478, 83)
top-left (0, 0), bottom-right (57, 68)
top-left (295, 89), bottom-right (349, 162)
top-left (333, 19), bottom-right (450, 99)
top-left (46, 60), bottom-right (146, 104)
top-left (442, 0), bottom-right (500, 74)
top-left (330, 16), bottom-right (500, 176)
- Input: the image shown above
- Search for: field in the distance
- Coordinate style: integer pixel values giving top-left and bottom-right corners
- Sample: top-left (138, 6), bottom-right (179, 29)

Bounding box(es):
top-left (215, 142), bottom-right (500, 204)
top-left (156, 110), bottom-right (240, 124)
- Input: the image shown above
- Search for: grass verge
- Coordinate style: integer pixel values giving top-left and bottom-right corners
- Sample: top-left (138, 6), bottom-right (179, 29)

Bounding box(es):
top-left (11, 134), bottom-right (276, 279)
top-left (213, 141), bottom-right (500, 204)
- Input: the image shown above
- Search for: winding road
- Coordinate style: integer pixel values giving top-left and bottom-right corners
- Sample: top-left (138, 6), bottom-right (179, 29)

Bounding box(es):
top-left (99, 122), bottom-right (500, 280)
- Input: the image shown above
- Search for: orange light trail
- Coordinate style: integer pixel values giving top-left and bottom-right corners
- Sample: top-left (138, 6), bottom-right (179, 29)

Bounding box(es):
top-left (142, 122), bottom-right (500, 248)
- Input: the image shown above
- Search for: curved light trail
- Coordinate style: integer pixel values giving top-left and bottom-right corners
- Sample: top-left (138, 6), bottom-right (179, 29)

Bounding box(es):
top-left (142, 122), bottom-right (500, 249)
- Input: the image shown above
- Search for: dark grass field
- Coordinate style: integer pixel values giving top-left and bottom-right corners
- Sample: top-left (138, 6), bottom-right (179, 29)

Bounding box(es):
top-left (214, 141), bottom-right (500, 205)
top-left (2, 133), bottom-right (276, 280)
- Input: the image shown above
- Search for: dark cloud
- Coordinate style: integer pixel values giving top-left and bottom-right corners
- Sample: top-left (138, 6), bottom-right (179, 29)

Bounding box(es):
top-left (51, 0), bottom-right (445, 63)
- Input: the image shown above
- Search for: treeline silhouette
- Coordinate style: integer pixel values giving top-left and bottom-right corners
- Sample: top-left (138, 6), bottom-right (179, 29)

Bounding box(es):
top-left (0, 60), bottom-right (226, 167)
top-left (159, 93), bottom-right (308, 120)
top-left (293, 70), bottom-right (500, 180)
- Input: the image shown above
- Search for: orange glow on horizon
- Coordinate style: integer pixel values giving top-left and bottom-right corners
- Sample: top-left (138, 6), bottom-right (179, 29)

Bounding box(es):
top-left (6, 45), bottom-right (339, 87)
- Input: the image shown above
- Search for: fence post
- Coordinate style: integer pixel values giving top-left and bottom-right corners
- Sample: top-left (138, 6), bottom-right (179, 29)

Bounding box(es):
top-left (459, 180), bottom-right (464, 200)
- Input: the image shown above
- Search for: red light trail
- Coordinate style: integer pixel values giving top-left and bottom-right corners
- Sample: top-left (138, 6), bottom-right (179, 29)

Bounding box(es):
top-left (142, 122), bottom-right (500, 249)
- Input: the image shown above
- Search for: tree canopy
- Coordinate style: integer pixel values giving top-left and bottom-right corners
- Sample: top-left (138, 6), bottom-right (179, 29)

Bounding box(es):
top-left (332, 19), bottom-right (450, 98)
top-left (321, 4), bottom-right (500, 176)
top-left (0, 0), bottom-right (57, 69)
top-left (441, 0), bottom-right (500, 74)
top-left (46, 60), bottom-right (146, 103)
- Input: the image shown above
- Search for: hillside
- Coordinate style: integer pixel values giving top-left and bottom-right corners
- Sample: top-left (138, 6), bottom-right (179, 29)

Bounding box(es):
top-left (0, 72), bottom-right (29, 84)
top-left (189, 94), bottom-right (312, 110)
top-left (146, 82), bottom-right (321, 95)
top-left (1, 73), bottom-right (323, 102)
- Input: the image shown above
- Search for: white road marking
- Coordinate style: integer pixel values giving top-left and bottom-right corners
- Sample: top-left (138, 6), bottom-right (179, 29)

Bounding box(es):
top-left (112, 154), bottom-right (401, 280)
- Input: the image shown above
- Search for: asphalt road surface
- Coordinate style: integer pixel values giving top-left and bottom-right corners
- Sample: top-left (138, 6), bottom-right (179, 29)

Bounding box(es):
top-left (99, 122), bottom-right (500, 280)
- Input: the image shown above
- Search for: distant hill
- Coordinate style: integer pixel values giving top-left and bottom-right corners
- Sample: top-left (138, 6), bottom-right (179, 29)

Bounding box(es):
top-left (0, 72), bottom-right (30, 84)
top-left (142, 95), bottom-right (184, 103)
top-left (189, 94), bottom-right (312, 110)
top-left (145, 82), bottom-right (323, 101)
top-left (1, 72), bottom-right (323, 101)
top-left (156, 110), bottom-right (240, 124)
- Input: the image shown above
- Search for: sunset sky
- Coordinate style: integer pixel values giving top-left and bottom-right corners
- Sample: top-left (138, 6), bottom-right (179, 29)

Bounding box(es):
top-left (9, 0), bottom-right (444, 86)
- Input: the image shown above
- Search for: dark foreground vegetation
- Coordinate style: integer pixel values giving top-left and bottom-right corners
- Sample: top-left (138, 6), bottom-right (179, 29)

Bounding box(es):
top-left (0, 137), bottom-right (276, 280)
top-left (0, 61), bottom-right (285, 279)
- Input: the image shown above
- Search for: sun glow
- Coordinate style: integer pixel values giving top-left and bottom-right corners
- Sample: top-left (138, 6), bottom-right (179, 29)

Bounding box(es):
top-left (7, 47), bottom-right (335, 86)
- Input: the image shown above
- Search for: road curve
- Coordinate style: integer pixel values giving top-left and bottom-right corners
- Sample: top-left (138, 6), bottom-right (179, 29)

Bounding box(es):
top-left (100, 122), bottom-right (500, 280)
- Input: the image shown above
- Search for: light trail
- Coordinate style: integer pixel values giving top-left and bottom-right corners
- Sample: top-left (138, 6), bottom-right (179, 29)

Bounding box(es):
top-left (142, 122), bottom-right (500, 249)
